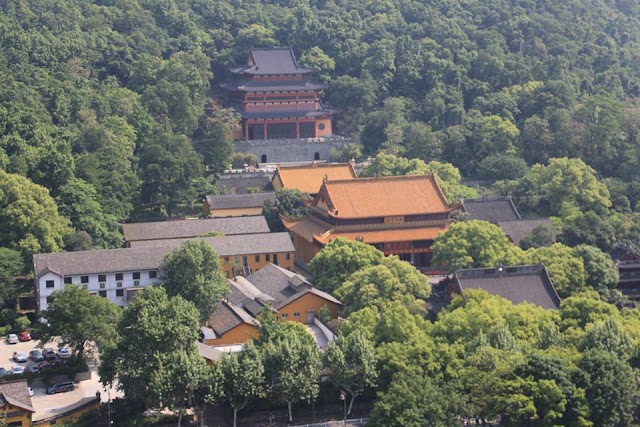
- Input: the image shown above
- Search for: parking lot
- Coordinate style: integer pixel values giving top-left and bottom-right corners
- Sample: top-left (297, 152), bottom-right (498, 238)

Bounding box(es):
top-left (0, 337), bottom-right (121, 421)
top-left (0, 337), bottom-right (57, 374)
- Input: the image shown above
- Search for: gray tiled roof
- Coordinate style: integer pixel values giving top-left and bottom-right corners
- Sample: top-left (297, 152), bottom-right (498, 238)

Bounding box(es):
top-left (122, 217), bottom-right (270, 242)
top-left (217, 173), bottom-right (274, 195)
top-left (0, 380), bottom-right (34, 413)
top-left (207, 302), bottom-right (257, 337)
top-left (34, 246), bottom-right (170, 277)
top-left (246, 264), bottom-right (341, 309)
top-left (34, 233), bottom-right (295, 277)
top-left (497, 218), bottom-right (553, 245)
top-left (230, 47), bottom-right (314, 76)
top-left (129, 233), bottom-right (295, 255)
top-left (453, 264), bottom-right (561, 309)
top-left (461, 197), bottom-right (521, 222)
top-left (205, 193), bottom-right (277, 210)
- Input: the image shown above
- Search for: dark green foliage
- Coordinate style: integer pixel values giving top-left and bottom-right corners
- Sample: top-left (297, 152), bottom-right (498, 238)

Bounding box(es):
top-left (40, 285), bottom-right (122, 361)
top-left (369, 371), bottom-right (467, 427)
top-left (99, 287), bottom-right (203, 405)
top-left (578, 350), bottom-right (640, 427)
top-left (138, 133), bottom-right (203, 216)
top-left (519, 224), bottom-right (557, 250)
top-left (160, 240), bottom-right (228, 322)
top-left (0, 248), bottom-right (24, 305)
top-left (477, 154), bottom-right (529, 181)
top-left (275, 188), bottom-right (311, 218)
top-left (309, 238), bottom-right (384, 293)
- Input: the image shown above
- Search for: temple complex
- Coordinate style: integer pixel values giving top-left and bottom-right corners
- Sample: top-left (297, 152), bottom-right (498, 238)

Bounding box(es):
top-left (283, 175), bottom-right (455, 269)
top-left (223, 47), bottom-right (335, 142)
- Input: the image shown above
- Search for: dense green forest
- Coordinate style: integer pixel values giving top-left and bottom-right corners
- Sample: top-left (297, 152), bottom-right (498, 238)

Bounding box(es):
top-left (4, 1), bottom-right (640, 424)
top-left (3, 0), bottom-right (640, 256)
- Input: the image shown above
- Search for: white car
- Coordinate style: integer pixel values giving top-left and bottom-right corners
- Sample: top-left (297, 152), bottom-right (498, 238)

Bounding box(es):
top-left (6, 334), bottom-right (18, 344)
top-left (11, 365), bottom-right (24, 374)
top-left (27, 386), bottom-right (33, 397)
top-left (57, 348), bottom-right (71, 359)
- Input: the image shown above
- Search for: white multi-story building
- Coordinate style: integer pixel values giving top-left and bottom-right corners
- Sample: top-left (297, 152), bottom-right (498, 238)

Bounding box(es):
top-left (33, 232), bottom-right (295, 311)
top-left (34, 246), bottom-right (167, 310)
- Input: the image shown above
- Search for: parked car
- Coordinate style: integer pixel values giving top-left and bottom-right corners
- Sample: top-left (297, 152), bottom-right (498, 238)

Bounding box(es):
top-left (29, 350), bottom-right (44, 362)
top-left (37, 361), bottom-right (50, 371)
top-left (18, 332), bottom-right (31, 342)
top-left (43, 348), bottom-right (56, 361)
top-left (6, 334), bottom-right (18, 344)
top-left (27, 365), bottom-right (39, 374)
top-left (11, 365), bottom-right (24, 374)
top-left (46, 381), bottom-right (74, 395)
top-left (0, 368), bottom-right (8, 376)
top-left (12, 352), bottom-right (27, 363)
top-left (57, 348), bottom-right (71, 359)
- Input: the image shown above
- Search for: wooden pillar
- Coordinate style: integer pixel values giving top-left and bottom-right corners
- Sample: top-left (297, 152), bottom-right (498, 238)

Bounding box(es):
top-left (296, 121), bottom-right (300, 139)
top-left (314, 120), bottom-right (318, 138)
top-left (263, 122), bottom-right (267, 140)
top-left (244, 121), bottom-right (249, 141)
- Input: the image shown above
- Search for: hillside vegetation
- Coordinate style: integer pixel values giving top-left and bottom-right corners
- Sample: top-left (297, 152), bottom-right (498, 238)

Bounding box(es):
top-left (2, 1), bottom-right (640, 250)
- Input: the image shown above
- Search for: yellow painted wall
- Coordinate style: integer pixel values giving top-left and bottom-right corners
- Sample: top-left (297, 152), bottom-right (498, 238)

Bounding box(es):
top-left (204, 323), bottom-right (259, 346)
top-left (210, 207), bottom-right (264, 217)
top-left (317, 119), bottom-right (332, 137)
top-left (2, 408), bottom-right (31, 427)
top-left (278, 292), bottom-right (341, 323)
top-left (221, 251), bottom-right (295, 278)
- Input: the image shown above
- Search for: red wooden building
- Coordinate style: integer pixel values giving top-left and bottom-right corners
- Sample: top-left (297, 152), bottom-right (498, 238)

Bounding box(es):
top-left (223, 47), bottom-right (335, 141)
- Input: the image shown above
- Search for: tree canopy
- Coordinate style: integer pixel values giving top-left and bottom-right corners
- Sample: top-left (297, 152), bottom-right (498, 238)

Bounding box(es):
top-left (99, 286), bottom-right (204, 406)
top-left (160, 240), bottom-right (228, 322)
top-left (40, 285), bottom-right (121, 360)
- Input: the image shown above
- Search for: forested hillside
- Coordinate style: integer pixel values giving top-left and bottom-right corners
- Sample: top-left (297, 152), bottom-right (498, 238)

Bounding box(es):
top-left (2, 0), bottom-right (640, 252)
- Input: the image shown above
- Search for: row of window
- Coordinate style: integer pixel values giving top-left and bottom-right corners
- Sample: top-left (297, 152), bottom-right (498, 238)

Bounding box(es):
top-left (280, 312), bottom-right (301, 319)
top-left (222, 253), bottom-right (291, 265)
top-left (47, 270), bottom-right (158, 288)
top-left (45, 288), bottom-right (126, 304)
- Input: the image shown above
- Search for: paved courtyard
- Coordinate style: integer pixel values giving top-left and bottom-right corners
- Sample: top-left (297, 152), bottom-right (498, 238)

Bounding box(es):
top-left (0, 337), bottom-right (121, 421)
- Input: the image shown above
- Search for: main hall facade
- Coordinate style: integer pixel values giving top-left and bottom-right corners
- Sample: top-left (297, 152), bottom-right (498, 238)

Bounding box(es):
top-left (284, 175), bottom-right (455, 269)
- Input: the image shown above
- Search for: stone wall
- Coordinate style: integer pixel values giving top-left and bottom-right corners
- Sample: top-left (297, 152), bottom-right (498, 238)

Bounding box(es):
top-left (234, 137), bottom-right (355, 164)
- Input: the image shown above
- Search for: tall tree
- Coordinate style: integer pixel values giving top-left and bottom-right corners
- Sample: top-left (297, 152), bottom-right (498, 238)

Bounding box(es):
top-left (262, 329), bottom-right (322, 423)
top-left (138, 133), bottom-right (203, 216)
top-left (571, 244), bottom-right (619, 292)
top-left (56, 177), bottom-right (122, 248)
top-left (160, 240), bottom-right (228, 322)
top-left (150, 349), bottom-right (208, 426)
top-left (0, 248), bottom-right (24, 305)
top-left (99, 287), bottom-right (202, 405)
top-left (193, 103), bottom-right (239, 177)
top-left (209, 344), bottom-right (267, 427)
top-left (325, 331), bottom-right (378, 415)
top-left (369, 371), bottom-right (467, 427)
top-left (432, 220), bottom-right (525, 272)
top-left (309, 238), bottom-right (384, 293)
top-left (0, 171), bottom-right (72, 257)
top-left (40, 285), bottom-right (121, 361)
top-left (578, 350), bottom-right (640, 427)
top-left (514, 158), bottom-right (612, 216)
top-left (335, 257), bottom-right (430, 315)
